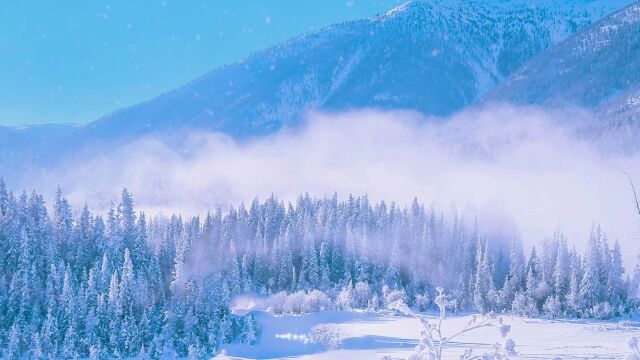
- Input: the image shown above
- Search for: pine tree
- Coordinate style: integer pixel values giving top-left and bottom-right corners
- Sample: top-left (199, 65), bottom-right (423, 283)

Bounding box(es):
top-left (599, 234), bottom-right (612, 300)
top-left (566, 247), bottom-right (582, 315)
top-left (318, 241), bottom-right (331, 291)
top-left (243, 313), bottom-right (258, 344)
top-left (241, 254), bottom-right (253, 293)
top-left (608, 240), bottom-right (624, 307)
top-left (118, 189), bottom-right (137, 245)
top-left (119, 249), bottom-right (135, 305)
top-left (474, 240), bottom-right (497, 313)
top-left (54, 187), bottom-right (73, 251)
top-left (40, 309), bottom-right (59, 359)
top-left (299, 220), bottom-right (319, 290)
top-left (276, 228), bottom-right (294, 291)
top-left (187, 342), bottom-right (205, 360)
top-left (384, 230), bottom-right (402, 290)
top-left (62, 324), bottom-right (79, 360)
top-left (0, 177), bottom-right (8, 216)
top-left (6, 323), bottom-right (21, 360)
top-left (171, 231), bottom-right (189, 294)
top-left (59, 268), bottom-right (76, 335)
top-left (134, 212), bottom-right (152, 275)
top-left (580, 228), bottom-right (602, 309)
top-left (543, 295), bottom-right (562, 318)
top-left (553, 236), bottom-right (570, 300)
top-left (30, 332), bottom-right (44, 360)
top-left (227, 242), bottom-right (242, 295)
top-left (499, 232), bottom-right (525, 310)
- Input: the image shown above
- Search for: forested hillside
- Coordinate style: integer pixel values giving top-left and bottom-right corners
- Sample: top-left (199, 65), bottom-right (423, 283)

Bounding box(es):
top-left (0, 180), bottom-right (634, 358)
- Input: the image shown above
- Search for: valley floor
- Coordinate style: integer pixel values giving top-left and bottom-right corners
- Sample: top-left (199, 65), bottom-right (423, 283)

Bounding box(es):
top-left (217, 310), bottom-right (640, 360)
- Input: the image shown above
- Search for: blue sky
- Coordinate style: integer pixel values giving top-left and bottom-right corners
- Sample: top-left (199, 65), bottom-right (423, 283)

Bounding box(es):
top-left (0, 0), bottom-right (399, 126)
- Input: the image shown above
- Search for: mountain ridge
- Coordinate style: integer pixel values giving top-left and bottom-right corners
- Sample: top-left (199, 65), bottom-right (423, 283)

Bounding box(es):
top-left (80, 0), bottom-right (631, 139)
top-left (0, 0), bottom-right (634, 175)
top-left (484, 2), bottom-right (640, 151)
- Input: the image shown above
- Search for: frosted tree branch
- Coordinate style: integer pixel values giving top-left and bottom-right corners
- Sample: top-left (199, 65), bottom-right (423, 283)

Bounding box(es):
top-left (623, 171), bottom-right (640, 217)
top-left (391, 287), bottom-right (517, 360)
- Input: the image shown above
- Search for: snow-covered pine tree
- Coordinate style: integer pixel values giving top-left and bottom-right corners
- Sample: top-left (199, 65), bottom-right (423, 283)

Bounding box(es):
top-left (580, 227), bottom-right (604, 310)
top-left (499, 231), bottom-right (525, 310)
top-left (609, 240), bottom-right (625, 307)
top-left (553, 234), bottom-right (570, 305)
top-left (299, 218), bottom-right (319, 290)
top-left (0, 184), bottom-right (634, 357)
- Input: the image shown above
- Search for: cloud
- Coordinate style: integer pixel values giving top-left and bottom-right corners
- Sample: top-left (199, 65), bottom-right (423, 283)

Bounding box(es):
top-left (26, 105), bottom-right (640, 266)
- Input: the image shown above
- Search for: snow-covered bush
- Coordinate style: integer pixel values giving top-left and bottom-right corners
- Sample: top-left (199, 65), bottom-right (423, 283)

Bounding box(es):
top-left (268, 290), bottom-right (333, 315)
top-left (367, 293), bottom-right (381, 311)
top-left (336, 286), bottom-right (355, 310)
top-left (336, 283), bottom-right (379, 310)
top-left (332, 282), bottom-right (380, 311)
top-left (311, 324), bottom-right (343, 350)
top-left (304, 290), bottom-right (333, 312)
top-left (353, 282), bottom-right (373, 308)
top-left (383, 285), bottom-right (407, 309)
top-left (285, 291), bottom-right (307, 314)
top-left (269, 292), bottom-right (289, 315)
top-left (391, 287), bottom-right (516, 360)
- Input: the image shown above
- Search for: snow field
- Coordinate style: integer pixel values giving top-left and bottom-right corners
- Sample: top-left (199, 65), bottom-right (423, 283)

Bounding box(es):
top-left (220, 311), bottom-right (640, 359)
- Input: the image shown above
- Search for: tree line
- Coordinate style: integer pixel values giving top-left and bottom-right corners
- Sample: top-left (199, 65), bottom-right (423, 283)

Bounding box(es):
top-left (0, 179), bottom-right (636, 358)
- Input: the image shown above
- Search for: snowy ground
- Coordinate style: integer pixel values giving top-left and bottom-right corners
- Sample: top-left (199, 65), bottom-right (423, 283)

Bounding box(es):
top-left (217, 310), bottom-right (640, 359)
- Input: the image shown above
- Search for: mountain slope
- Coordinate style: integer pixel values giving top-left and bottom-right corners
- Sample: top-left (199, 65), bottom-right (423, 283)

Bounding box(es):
top-left (484, 2), bottom-right (640, 151)
top-left (485, 2), bottom-right (640, 108)
top-left (0, 124), bottom-right (78, 173)
top-left (82, 0), bottom-right (632, 140)
top-left (0, 0), bottom-right (633, 177)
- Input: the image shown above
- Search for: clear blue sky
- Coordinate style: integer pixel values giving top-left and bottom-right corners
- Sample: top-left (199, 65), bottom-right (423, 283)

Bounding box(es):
top-left (0, 0), bottom-right (399, 126)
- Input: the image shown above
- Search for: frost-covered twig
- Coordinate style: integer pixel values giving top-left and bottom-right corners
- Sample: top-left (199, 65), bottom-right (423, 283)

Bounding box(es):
top-left (623, 172), bottom-right (640, 217)
top-left (390, 287), bottom-right (516, 360)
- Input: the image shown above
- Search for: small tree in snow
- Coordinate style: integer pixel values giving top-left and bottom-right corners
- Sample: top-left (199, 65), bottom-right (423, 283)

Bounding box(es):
top-left (390, 287), bottom-right (516, 360)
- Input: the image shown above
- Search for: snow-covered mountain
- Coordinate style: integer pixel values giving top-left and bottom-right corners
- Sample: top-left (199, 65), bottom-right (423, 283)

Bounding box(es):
top-left (0, 0), bottom-right (633, 174)
top-left (485, 2), bottom-right (640, 109)
top-left (484, 2), bottom-right (640, 151)
top-left (83, 0), bottom-right (630, 139)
